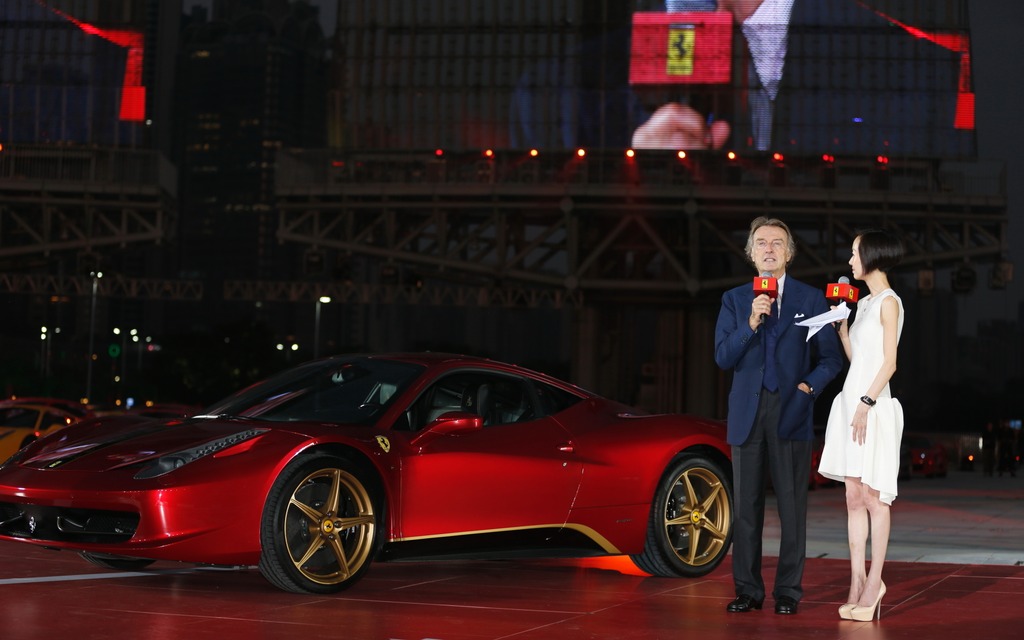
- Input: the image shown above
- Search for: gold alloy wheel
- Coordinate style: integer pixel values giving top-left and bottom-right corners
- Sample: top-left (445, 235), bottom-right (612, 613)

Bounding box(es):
top-left (663, 465), bottom-right (731, 567)
top-left (283, 467), bottom-right (376, 585)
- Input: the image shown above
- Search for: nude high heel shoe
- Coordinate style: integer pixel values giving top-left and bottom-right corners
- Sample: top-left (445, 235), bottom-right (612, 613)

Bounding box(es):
top-left (838, 603), bottom-right (856, 619)
top-left (848, 581), bottom-right (886, 622)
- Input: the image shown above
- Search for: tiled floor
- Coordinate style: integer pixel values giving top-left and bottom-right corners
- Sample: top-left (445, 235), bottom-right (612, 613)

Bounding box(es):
top-left (2, 470), bottom-right (1021, 640)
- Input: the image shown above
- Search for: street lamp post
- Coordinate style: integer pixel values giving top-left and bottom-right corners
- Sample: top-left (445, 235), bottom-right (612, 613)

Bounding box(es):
top-left (85, 271), bottom-right (102, 402)
top-left (314, 296), bottom-right (331, 359)
top-left (112, 327), bottom-right (128, 390)
top-left (39, 326), bottom-right (47, 376)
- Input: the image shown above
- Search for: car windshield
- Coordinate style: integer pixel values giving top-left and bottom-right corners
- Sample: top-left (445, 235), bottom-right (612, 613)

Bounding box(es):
top-left (0, 407), bottom-right (39, 427)
top-left (200, 356), bottom-right (425, 425)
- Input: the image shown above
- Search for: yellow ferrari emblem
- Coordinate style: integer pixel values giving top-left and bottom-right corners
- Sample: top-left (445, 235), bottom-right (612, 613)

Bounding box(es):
top-left (666, 26), bottom-right (695, 77)
top-left (375, 435), bottom-right (391, 453)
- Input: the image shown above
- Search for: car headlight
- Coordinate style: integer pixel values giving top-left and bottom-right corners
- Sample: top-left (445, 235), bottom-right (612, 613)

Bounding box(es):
top-left (134, 429), bottom-right (268, 479)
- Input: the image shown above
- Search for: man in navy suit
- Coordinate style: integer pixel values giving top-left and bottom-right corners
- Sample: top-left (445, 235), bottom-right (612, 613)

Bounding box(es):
top-left (714, 216), bottom-right (843, 615)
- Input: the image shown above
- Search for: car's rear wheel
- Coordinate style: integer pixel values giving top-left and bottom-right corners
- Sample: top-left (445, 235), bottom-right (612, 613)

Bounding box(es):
top-left (630, 453), bottom-right (733, 578)
top-left (78, 551), bottom-right (156, 571)
top-left (258, 454), bottom-right (380, 593)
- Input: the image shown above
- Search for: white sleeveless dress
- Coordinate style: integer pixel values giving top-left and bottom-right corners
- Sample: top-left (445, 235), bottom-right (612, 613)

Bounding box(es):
top-left (818, 289), bottom-right (905, 505)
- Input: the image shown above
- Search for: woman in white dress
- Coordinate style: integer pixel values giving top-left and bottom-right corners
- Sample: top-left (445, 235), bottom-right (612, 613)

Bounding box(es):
top-left (818, 230), bottom-right (905, 622)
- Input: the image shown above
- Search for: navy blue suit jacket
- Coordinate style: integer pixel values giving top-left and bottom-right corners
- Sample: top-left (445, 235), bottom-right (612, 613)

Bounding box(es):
top-left (714, 276), bottom-right (843, 446)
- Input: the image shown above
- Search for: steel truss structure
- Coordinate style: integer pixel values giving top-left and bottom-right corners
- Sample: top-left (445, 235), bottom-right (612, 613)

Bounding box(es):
top-left (269, 150), bottom-right (1008, 307)
top-left (0, 147), bottom-right (1008, 305)
top-left (0, 145), bottom-right (183, 297)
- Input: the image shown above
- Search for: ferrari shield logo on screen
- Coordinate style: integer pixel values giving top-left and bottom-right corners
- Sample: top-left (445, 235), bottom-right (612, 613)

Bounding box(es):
top-left (630, 11), bottom-right (733, 85)
top-left (667, 25), bottom-right (696, 76)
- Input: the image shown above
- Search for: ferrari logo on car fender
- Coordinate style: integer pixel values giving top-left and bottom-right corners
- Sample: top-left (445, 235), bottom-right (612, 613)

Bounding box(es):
top-left (375, 435), bottom-right (390, 453)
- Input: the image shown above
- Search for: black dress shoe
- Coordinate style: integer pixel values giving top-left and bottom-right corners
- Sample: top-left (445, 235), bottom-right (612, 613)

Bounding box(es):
top-left (775, 596), bottom-right (799, 615)
top-left (726, 594), bottom-right (764, 613)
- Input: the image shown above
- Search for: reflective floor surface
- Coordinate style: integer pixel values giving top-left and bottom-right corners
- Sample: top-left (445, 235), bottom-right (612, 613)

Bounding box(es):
top-left (2, 470), bottom-right (1021, 640)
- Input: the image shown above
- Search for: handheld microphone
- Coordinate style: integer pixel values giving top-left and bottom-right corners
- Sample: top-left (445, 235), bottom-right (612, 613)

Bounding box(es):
top-left (826, 276), bottom-right (860, 303)
top-left (629, 1), bottom-right (733, 86)
top-left (753, 271), bottom-right (778, 322)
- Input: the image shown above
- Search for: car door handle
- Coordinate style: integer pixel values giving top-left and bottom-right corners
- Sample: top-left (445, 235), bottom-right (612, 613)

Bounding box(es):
top-left (558, 442), bottom-right (574, 453)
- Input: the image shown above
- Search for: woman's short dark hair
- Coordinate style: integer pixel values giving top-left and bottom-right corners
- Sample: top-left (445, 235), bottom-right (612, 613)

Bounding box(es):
top-left (857, 229), bottom-right (905, 273)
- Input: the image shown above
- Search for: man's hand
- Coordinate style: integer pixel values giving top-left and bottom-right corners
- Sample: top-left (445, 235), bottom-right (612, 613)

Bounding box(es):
top-left (631, 103), bottom-right (731, 149)
top-left (748, 293), bottom-right (773, 331)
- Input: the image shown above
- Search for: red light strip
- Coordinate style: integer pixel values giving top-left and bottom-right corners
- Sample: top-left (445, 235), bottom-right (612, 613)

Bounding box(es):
top-left (35, 1), bottom-right (145, 121)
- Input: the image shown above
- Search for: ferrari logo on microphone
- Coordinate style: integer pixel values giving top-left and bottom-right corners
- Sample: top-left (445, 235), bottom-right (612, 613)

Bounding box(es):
top-left (667, 26), bottom-right (696, 76)
top-left (628, 12), bottom-right (733, 85)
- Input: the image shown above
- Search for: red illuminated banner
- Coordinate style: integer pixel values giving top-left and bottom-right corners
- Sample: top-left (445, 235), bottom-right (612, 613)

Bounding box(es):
top-left (629, 12), bottom-right (733, 85)
top-left (39, 3), bottom-right (146, 122)
top-left (857, 1), bottom-right (973, 130)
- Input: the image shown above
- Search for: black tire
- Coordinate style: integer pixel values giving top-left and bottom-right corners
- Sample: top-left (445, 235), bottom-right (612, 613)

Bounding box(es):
top-left (630, 453), bottom-right (733, 578)
top-left (258, 454), bottom-right (381, 594)
top-left (79, 551), bottom-right (156, 571)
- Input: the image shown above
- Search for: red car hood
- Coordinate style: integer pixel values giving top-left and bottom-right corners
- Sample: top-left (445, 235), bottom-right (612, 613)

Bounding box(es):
top-left (12, 415), bottom-right (310, 473)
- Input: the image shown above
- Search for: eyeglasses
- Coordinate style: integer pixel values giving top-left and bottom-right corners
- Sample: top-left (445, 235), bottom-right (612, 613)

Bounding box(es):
top-left (754, 239), bottom-right (787, 251)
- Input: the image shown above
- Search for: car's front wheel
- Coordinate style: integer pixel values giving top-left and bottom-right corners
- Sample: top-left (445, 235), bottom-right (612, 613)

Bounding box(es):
top-left (258, 454), bottom-right (380, 593)
top-left (630, 453), bottom-right (733, 578)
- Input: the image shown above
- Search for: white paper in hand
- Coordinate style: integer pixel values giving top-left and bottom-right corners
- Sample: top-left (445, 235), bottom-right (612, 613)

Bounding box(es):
top-left (795, 301), bottom-right (851, 341)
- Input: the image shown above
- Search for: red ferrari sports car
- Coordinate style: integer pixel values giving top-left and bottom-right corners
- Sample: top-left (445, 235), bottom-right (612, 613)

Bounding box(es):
top-left (0, 353), bottom-right (733, 594)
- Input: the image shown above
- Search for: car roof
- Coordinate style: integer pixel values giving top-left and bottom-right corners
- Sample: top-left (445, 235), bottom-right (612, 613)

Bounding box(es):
top-left (341, 352), bottom-right (591, 396)
top-left (0, 403), bottom-right (76, 415)
top-left (0, 397), bottom-right (92, 416)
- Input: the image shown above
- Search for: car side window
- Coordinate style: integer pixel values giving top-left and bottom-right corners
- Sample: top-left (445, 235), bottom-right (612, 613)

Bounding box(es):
top-left (485, 377), bottom-right (533, 425)
top-left (405, 371), bottom-right (545, 431)
top-left (532, 380), bottom-right (584, 417)
top-left (401, 371), bottom-right (586, 432)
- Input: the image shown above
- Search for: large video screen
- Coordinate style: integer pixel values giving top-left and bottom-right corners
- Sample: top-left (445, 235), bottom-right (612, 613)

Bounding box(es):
top-left (1, 1), bottom-right (975, 158)
top-left (338, 0), bottom-right (974, 158)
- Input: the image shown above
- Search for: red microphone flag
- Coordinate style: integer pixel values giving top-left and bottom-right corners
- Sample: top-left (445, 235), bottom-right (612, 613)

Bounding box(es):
top-left (753, 275), bottom-right (778, 299)
top-left (826, 282), bottom-right (860, 303)
top-left (629, 12), bottom-right (733, 85)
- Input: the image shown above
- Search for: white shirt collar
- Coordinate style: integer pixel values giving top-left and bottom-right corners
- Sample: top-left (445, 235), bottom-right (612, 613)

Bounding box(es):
top-left (741, 0), bottom-right (795, 100)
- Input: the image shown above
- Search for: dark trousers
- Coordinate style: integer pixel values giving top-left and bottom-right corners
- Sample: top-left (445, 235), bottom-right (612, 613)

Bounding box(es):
top-left (730, 389), bottom-right (811, 602)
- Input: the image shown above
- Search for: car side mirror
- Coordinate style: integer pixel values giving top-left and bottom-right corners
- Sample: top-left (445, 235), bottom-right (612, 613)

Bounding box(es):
top-left (426, 411), bottom-right (483, 434)
top-left (409, 411), bottom-right (483, 446)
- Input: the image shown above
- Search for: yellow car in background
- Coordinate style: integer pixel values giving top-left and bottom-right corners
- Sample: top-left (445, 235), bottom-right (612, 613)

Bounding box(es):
top-left (0, 403), bottom-right (81, 463)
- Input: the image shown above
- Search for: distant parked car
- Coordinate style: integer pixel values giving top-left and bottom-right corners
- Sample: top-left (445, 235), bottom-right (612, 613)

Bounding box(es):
top-left (906, 435), bottom-right (948, 477)
top-left (0, 404), bottom-right (82, 462)
top-left (0, 397), bottom-right (94, 421)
